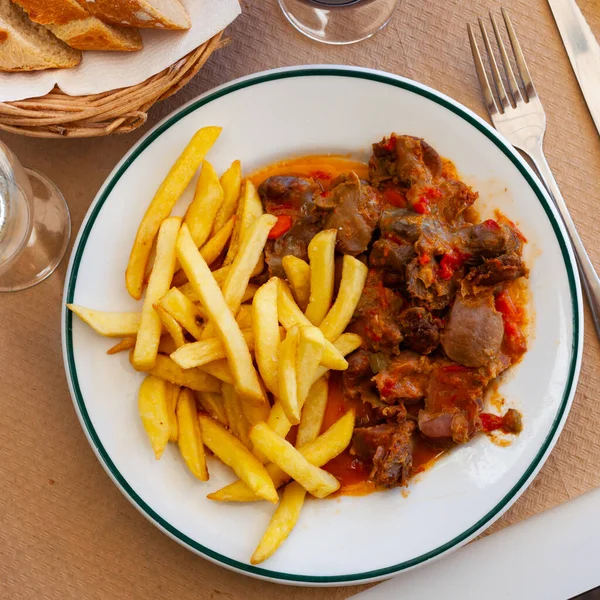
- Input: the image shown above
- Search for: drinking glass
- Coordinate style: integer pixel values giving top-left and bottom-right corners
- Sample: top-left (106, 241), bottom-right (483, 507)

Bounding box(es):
top-left (0, 141), bottom-right (71, 292)
top-left (278, 0), bottom-right (398, 45)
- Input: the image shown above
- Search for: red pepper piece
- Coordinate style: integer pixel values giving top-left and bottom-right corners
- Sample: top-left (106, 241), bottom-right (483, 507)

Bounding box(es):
top-left (418, 253), bottom-right (431, 266)
top-left (267, 215), bottom-right (293, 239)
top-left (413, 197), bottom-right (430, 214)
top-left (383, 188), bottom-right (407, 208)
top-left (480, 413), bottom-right (504, 432)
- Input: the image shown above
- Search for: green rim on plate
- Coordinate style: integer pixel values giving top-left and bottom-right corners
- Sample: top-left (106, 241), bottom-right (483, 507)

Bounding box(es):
top-left (63, 67), bottom-right (581, 584)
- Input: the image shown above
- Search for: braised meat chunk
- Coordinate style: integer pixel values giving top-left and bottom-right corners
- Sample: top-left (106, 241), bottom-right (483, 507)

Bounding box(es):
top-left (257, 134), bottom-right (529, 493)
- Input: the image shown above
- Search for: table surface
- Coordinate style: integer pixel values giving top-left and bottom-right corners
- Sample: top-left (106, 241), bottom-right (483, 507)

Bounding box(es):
top-left (1, 1), bottom-right (599, 598)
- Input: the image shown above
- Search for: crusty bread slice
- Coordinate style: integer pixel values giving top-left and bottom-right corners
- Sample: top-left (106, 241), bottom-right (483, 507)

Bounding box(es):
top-left (77, 0), bottom-right (190, 30)
top-left (13, 0), bottom-right (142, 51)
top-left (0, 0), bottom-right (81, 71)
top-left (47, 18), bottom-right (142, 51)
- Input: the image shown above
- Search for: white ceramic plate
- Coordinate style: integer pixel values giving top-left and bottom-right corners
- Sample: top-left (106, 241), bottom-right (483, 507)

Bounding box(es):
top-left (62, 66), bottom-right (583, 586)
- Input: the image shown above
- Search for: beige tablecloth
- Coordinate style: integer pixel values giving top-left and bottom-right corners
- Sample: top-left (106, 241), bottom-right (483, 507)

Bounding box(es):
top-left (1, 1), bottom-right (599, 598)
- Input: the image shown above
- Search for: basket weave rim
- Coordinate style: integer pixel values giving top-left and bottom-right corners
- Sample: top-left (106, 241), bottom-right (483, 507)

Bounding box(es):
top-left (0, 31), bottom-right (226, 138)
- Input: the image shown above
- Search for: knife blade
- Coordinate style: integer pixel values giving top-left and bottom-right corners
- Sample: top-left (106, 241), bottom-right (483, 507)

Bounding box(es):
top-left (548, 0), bottom-right (600, 136)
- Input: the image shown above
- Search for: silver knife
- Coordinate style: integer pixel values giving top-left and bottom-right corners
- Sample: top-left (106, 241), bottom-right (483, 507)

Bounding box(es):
top-left (548, 0), bottom-right (600, 136)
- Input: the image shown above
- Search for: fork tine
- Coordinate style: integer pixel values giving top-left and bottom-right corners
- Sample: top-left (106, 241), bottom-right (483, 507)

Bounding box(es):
top-left (502, 7), bottom-right (538, 100)
top-left (468, 23), bottom-right (500, 118)
top-left (490, 12), bottom-right (523, 104)
top-left (478, 17), bottom-right (510, 112)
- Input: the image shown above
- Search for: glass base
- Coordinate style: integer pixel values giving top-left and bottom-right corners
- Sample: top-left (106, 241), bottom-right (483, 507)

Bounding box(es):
top-left (278, 0), bottom-right (397, 45)
top-left (0, 168), bottom-right (70, 292)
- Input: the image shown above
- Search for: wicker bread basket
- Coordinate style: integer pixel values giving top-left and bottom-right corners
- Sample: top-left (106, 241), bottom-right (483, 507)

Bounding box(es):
top-left (0, 32), bottom-right (225, 139)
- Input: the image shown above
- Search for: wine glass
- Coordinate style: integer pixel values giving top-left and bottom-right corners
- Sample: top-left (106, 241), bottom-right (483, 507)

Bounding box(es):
top-left (0, 141), bottom-right (71, 292)
top-left (278, 0), bottom-right (399, 45)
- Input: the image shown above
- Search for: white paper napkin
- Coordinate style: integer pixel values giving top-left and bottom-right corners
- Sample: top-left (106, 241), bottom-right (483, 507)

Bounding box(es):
top-left (0, 0), bottom-right (241, 102)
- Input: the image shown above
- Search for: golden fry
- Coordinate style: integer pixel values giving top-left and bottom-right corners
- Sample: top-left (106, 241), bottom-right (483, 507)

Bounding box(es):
top-left (252, 277), bottom-right (280, 396)
top-left (304, 229), bottom-right (336, 326)
top-left (154, 304), bottom-right (186, 348)
top-left (250, 481), bottom-right (306, 565)
top-left (278, 325), bottom-right (300, 424)
top-left (241, 393), bottom-right (271, 426)
top-left (309, 332), bottom-right (362, 388)
top-left (138, 375), bottom-right (170, 459)
top-left (126, 126), bottom-right (222, 300)
top-left (209, 410), bottom-right (354, 502)
top-left (158, 334), bottom-right (179, 355)
top-left (203, 214), bottom-right (277, 339)
top-left (106, 337), bottom-right (136, 354)
top-left (132, 217), bottom-right (180, 371)
top-left (165, 381), bottom-right (180, 442)
top-left (198, 359), bottom-right (234, 385)
top-left (296, 326), bottom-right (325, 410)
top-left (176, 224), bottom-right (264, 405)
top-left (249, 422), bottom-right (340, 498)
top-left (266, 401), bottom-right (293, 439)
top-left (199, 415), bottom-right (278, 503)
top-left (282, 255), bottom-right (311, 310)
top-left (222, 383), bottom-right (252, 449)
top-left (138, 353), bottom-right (220, 393)
top-left (157, 287), bottom-right (204, 340)
top-left (319, 255), bottom-right (368, 342)
top-left (197, 391), bottom-right (228, 427)
top-left (177, 388), bottom-right (208, 480)
top-left (184, 160), bottom-right (224, 248)
top-left (277, 281), bottom-right (347, 370)
top-left (214, 160), bottom-right (241, 234)
top-left (296, 375), bottom-right (329, 448)
top-left (223, 179), bottom-right (264, 267)
top-left (235, 304), bottom-right (253, 329)
top-left (200, 215), bottom-right (234, 266)
top-left (67, 305), bottom-right (140, 337)
top-left (170, 328), bottom-right (254, 369)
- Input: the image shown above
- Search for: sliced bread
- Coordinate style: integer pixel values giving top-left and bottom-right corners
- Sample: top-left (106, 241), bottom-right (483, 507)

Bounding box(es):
top-left (77, 0), bottom-right (190, 30)
top-left (13, 0), bottom-right (142, 51)
top-left (0, 0), bottom-right (81, 71)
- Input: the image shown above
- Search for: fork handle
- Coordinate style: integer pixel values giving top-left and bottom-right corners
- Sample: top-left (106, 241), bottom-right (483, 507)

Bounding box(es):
top-left (528, 146), bottom-right (600, 340)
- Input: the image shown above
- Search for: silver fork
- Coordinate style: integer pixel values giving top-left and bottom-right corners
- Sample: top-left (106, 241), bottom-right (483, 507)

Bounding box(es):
top-left (468, 8), bottom-right (600, 341)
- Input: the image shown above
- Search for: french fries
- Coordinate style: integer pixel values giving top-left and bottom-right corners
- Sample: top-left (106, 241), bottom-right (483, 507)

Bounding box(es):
top-left (266, 401), bottom-right (293, 439)
top-left (71, 128), bottom-right (377, 565)
top-left (296, 326), bottom-right (325, 410)
top-left (214, 160), bottom-right (241, 233)
top-left (170, 328), bottom-right (254, 369)
top-left (106, 337), bottom-right (136, 354)
top-left (202, 214), bottom-right (277, 340)
top-left (296, 375), bottom-right (329, 448)
top-left (277, 281), bottom-right (348, 371)
top-left (196, 391), bottom-right (228, 427)
top-left (154, 305), bottom-right (186, 348)
top-left (177, 388), bottom-right (208, 480)
top-left (223, 179), bottom-right (264, 267)
top-left (222, 383), bottom-right (252, 449)
top-left (252, 278), bottom-right (280, 396)
top-left (138, 375), bottom-right (170, 459)
top-left (126, 126), bottom-right (222, 299)
top-left (282, 255), bottom-right (311, 310)
top-left (319, 255), bottom-right (368, 342)
top-left (140, 353), bottom-right (221, 393)
top-left (184, 161), bottom-right (224, 248)
top-left (132, 217), bottom-right (180, 371)
top-left (310, 332), bottom-right (363, 388)
top-left (304, 229), bottom-right (336, 326)
top-left (277, 325), bottom-right (300, 424)
top-left (156, 287), bottom-right (204, 340)
top-left (209, 411), bottom-right (355, 503)
top-left (67, 305), bottom-right (140, 337)
top-left (176, 224), bottom-right (265, 405)
top-left (250, 482), bottom-right (306, 565)
top-left (199, 415), bottom-right (278, 503)
top-left (165, 382), bottom-right (180, 442)
top-left (250, 422), bottom-right (340, 499)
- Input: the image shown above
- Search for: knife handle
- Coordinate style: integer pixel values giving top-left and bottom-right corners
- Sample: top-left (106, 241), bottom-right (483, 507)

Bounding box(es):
top-left (529, 145), bottom-right (600, 342)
